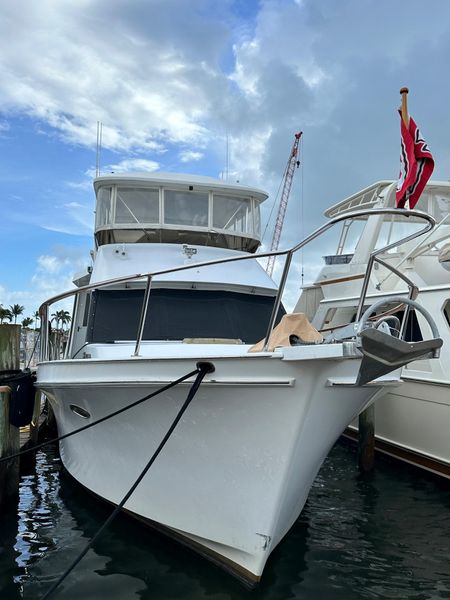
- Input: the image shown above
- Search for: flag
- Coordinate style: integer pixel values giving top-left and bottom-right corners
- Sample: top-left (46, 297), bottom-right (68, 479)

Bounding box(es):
top-left (396, 112), bottom-right (434, 209)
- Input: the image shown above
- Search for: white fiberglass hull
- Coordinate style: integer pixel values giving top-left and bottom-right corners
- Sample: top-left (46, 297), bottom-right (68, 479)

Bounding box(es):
top-left (37, 345), bottom-right (396, 584)
top-left (348, 376), bottom-right (450, 478)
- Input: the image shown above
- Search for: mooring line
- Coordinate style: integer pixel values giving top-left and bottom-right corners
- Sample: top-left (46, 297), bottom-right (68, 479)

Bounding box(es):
top-left (40, 361), bottom-right (214, 600)
top-left (0, 367), bottom-right (201, 464)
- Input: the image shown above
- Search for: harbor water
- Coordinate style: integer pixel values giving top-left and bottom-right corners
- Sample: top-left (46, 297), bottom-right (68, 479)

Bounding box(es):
top-left (1, 441), bottom-right (450, 600)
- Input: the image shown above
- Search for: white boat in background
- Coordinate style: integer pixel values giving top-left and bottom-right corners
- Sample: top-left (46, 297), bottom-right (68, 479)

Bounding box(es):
top-left (296, 180), bottom-right (450, 478)
top-left (35, 172), bottom-right (441, 585)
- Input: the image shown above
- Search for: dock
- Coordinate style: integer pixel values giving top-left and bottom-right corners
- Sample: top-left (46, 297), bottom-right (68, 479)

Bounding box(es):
top-left (0, 324), bottom-right (47, 507)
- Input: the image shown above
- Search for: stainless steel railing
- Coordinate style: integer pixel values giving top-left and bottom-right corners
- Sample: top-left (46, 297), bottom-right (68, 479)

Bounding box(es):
top-left (38, 207), bottom-right (435, 361)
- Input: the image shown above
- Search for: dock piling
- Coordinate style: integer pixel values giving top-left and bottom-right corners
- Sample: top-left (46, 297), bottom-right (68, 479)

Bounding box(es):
top-left (0, 324), bottom-right (21, 507)
top-left (0, 386), bottom-right (20, 505)
top-left (358, 404), bottom-right (375, 472)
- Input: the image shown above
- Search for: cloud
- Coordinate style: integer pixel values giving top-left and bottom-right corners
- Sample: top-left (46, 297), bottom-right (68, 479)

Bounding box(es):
top-left (1, 246), bottom-right (89, 316)
top-left (105, 158), bottom-right (160, 173)
top-left (37, 255), bottom-right (66, 274)
top-left (179, 150), bottom-right (204, 163)
top-left (0, 0), bottom-right (236, 154)
top-left (0, 119), bottom-right (10, 134)
top-left (2, 0), bottom-right (450, 315)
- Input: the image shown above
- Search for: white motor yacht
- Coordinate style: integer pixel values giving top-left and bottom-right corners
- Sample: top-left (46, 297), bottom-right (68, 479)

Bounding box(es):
top-left (36, 172), bottom-right (441, 585)
top-left (296, 180), bottom-right (450, 478)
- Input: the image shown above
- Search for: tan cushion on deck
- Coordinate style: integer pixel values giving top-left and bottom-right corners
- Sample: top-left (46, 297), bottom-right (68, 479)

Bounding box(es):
top-left (248, 313), bottom-right (323, 352)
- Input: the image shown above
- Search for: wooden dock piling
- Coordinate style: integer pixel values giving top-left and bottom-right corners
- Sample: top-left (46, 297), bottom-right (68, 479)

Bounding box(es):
top-left (0, 324), bottom-right (20, 371)
top-left (0, 324), bottom-right (21, 507)
top-left (0, 386), bottom-right (20, 505)
top-left (358, 404), bottom-right (375, 472)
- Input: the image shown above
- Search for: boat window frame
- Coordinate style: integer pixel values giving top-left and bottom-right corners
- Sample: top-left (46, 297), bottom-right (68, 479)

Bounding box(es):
top-left (95, 184), bottom-right (261, 240)
top-left (212, 193), bottom-right (255, 237)
top-left (114, 185), bottom-right (161, 226)
top-left (95, 185), bottom-right (114, 228)
top-left (162, 187), bottom-right (210, 229)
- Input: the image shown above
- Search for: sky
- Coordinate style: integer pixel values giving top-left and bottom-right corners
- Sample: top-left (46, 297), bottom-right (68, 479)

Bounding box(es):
top-left (1, 0), bottom-right (450, 319)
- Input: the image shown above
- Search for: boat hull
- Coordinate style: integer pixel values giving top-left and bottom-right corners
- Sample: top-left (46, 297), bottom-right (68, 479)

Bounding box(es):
top-left (346, 376), bottom-right (450, 478)
top-left (37, 350), bottom-right (393, 583)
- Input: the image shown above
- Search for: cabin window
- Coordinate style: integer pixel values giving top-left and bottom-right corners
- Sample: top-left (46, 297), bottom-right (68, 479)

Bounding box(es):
top-left (115, 187), bottom-right (159, 224)
top-left (213, 195), bottom-right (253, 235)
top-left (375, 219), bottom-right (424, 252)
top-left (164, 190), bottom-right (209, 227)
top-left (95, 187), bottom-right (113, 227)
top-left (87, 289), bottom-right (285, 344)
top-left (435, 195), bottom-right (450, 221)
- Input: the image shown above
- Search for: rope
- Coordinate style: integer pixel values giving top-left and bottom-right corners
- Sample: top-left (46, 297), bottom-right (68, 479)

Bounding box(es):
top-left (40, 361), bottom-right (214, 600)
top-left (0, 367), bottom-right (201, 464)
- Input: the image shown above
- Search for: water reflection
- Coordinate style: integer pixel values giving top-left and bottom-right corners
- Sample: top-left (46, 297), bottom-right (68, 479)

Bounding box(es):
top-left (1, 443), bottom-right (450, 599)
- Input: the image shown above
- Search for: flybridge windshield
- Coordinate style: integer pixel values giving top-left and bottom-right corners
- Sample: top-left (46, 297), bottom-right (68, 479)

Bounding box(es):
top-left (95, 185), bottom-right (261, 238)
top-left (115, 187), bottom-right (159, 224)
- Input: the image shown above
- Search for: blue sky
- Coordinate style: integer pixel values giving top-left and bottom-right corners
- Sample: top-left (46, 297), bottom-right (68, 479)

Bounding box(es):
top-left (1, 0), bottom-right (450, 319)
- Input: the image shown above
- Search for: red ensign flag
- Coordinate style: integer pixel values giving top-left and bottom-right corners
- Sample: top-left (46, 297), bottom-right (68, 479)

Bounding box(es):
top-left (396, 113), bottom-right (434, 209)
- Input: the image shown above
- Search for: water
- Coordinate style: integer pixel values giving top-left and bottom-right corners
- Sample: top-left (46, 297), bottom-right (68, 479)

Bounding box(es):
top-left (1, 442), bottom-right (450, 600)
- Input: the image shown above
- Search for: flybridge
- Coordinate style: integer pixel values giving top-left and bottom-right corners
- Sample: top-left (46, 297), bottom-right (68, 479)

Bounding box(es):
top-left (93, 172), bottom-right (268, 253)
top-left (324, 180), bottom-right (450, 220)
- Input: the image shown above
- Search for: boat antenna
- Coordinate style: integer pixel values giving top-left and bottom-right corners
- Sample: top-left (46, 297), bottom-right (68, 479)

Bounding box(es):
top-left (300, 134), bottom-right (304, 287)
top-left (96, 121), bottom-right (103, 177)
top-left (225, 131), bottom-right (229, 181)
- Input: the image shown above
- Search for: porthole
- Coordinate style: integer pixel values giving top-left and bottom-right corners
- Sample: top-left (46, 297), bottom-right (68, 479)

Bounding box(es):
top-left (69, 404), bottom-right (91, 419)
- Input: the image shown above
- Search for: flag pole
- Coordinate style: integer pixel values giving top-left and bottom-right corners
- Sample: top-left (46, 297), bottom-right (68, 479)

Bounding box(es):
top-left (400, 87), bottom-right (409, 127)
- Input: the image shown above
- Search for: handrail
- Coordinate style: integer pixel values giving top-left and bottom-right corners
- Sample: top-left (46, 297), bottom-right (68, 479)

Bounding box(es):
top-left (377, 211), bottom-right (450, 289)
top-left (39, 208), bottom-right (435, 360)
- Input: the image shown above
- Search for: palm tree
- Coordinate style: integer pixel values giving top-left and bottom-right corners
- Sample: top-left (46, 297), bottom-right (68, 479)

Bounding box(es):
top-left (59, 310), bottom-right (71, 330)
top-left (22, 317), bottom-right (34, 329)
top-left (51, 309), bottom-right (71, 331)
top-left (9, 304), bottom-right (25, 324)
top-left (33, 310), bottom-right (40, 331)
top-left (0, 306), bottom-right (12, 324)
top-left (51, 311), bottom-right (61, 331)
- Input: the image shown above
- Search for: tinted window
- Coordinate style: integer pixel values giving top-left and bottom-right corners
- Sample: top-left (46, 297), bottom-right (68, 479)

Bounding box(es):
top-left (88, 289), bottom-right (284, 344)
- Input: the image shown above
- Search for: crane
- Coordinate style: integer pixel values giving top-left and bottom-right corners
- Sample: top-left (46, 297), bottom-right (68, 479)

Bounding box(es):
top-left (266, 131), bottom-right (302, 277)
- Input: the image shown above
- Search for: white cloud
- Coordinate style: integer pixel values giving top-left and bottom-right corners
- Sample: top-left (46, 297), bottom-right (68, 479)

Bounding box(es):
top-left (1, 246), bottom-right (89, 316)
top-left (63, 201), bottom-right (84, 209)
top-left (179, 150), bottom-right (204, 163)
top-left (37, 255), bottom-right (66, 274)
top-left (2, 0), bottom-right (450, 315)
top-left (105, 158), bottom-right (160, 174)
top-left (0, 0), bottom-right (233, 153)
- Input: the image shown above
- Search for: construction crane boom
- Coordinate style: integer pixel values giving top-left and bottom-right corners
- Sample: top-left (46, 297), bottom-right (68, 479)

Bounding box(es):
top-left (266, 131), bottom-right (302, 277)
